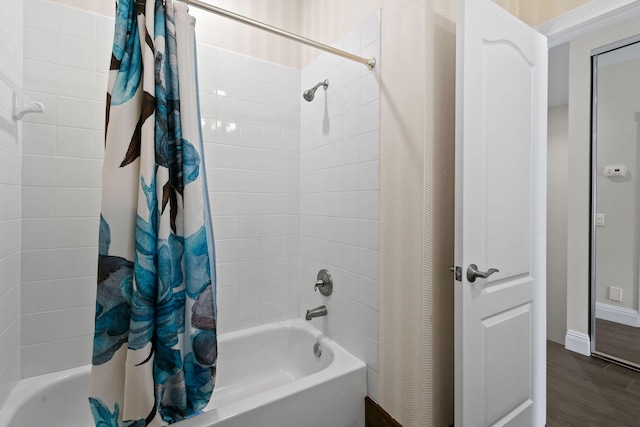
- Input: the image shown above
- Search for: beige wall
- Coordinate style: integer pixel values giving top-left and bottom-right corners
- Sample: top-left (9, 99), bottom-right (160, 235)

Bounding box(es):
top-left (493, 0), bottom-right (591, 26)
top-left (299, 0), bottom-right (382, 67)
top-left (378, 0), bottom-right (455, 426)
top-left (547, 105), bottom-right (569, 345)
top-left (51, 0), bottom-right (303, 68)
top-left (50, 0), bottom-right (387, 69)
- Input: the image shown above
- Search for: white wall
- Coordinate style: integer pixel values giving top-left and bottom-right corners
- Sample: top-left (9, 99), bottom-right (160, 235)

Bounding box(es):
top-left (19, 1), bottom-right (111, 377)
top-left (566, 15), bottom-right (640, 340)
top-left (19, 0), bottom-right (305, 377)
top-left (200, 45), bottom-right (302, 334)
top-left (299, 12), bottom-right (380, 400)
top-left (547, 105), bottom-right (568, 344)
top-left (0, 0), bottom-right (23, 407)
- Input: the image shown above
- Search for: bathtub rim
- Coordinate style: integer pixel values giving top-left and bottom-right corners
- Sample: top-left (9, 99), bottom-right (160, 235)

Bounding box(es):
top-left (0, 318), bottom-right (366, 426)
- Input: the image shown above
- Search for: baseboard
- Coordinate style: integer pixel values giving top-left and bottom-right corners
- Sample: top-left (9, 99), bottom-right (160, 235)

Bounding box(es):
top-left (365, 396), bottom-right (403, 427)
top-left (595, 302), bottom-right (640, 327)
top-left (564, 329), bottom-right (591, 356)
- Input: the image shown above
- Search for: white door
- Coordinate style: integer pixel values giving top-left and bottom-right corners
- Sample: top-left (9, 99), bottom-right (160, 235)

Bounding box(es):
top-left (454, 0), bottom-right (547, 426)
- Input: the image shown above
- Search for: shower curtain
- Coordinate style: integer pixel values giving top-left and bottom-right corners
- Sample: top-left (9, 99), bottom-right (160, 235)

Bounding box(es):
top-left (89, 0), bottom-right (217, 425)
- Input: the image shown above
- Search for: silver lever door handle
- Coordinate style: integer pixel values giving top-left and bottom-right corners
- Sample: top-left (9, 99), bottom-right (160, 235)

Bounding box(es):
top-left (466, 264), bottom-right (499, 282)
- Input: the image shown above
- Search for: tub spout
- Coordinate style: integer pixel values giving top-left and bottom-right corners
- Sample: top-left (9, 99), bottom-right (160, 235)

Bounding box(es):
top-left (305, 305), bottom-right (327, 321)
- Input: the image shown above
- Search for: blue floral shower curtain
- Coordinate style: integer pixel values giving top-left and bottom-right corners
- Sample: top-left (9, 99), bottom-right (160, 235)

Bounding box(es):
top-left (89, 0), bottom-right (217, 425)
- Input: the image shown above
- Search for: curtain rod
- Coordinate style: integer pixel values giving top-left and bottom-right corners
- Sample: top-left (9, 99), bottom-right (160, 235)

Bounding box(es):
top-left (178, 0), bottom-right (376, 71)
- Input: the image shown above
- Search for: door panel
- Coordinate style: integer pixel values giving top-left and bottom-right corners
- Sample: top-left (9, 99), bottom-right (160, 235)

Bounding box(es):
top-left (483, 303), bottom-right (532, 425)
top-left (485, 41), bottom-right (533, 283)
top-left (455, 0), bottom-right (547, 425)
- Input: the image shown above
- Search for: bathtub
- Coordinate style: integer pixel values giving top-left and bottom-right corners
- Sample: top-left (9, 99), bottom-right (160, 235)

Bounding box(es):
top-left (0, 318), bottom-right (366, 427)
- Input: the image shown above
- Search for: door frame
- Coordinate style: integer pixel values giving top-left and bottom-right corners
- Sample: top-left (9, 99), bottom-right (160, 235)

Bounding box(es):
top-left (537, 0), bottom-right (640, 47)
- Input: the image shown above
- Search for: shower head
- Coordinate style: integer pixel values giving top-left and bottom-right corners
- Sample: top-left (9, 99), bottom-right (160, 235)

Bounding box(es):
top-left (303, 79), bottom-right (329, 102)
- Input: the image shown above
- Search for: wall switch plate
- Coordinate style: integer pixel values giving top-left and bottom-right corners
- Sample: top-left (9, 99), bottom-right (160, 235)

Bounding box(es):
top-left (595, 213), bottom-right (605, 227)
top-left (608, 286), bottom-right (623, 302)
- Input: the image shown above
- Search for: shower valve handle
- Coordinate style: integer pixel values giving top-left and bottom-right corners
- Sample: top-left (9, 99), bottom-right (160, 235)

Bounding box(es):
top-left (314, 269), bottom-right (333, 296)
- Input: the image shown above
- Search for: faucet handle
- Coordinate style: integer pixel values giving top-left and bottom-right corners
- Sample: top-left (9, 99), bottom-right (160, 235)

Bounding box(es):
top-left (314, 269), bottom-right (333, 296)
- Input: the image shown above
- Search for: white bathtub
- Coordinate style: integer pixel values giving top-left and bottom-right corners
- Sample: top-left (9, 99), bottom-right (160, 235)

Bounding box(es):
top-left (0, 319), bottom-right (366, 427)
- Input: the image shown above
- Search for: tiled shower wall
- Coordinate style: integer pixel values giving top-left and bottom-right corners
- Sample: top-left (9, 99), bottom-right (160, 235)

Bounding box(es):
top-left (19, 1), bottom-right (112, 377)
top-left (199, 44), bottom-right (302, 334)
top-left (16, 1), bottom-right (380, 400)
top-left (18, 1), bottom-right (302, 377)
top-left (299, 13), bottom-right (380, 400)
top-left (0, 0), bottom-right (24, 407)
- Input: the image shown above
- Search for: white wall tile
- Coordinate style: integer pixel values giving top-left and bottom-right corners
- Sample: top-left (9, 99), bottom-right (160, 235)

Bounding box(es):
top-left (0, 349), bottom-right (20, 406)
top-left (360, 100), bottom-right (380, 134)
top-left (21, 341), bottom-right (55, 377)
top-left (58, 65), bottom-right (95, 99)
top-left (299, 15), bottom-right (380, 399)
top-left (95, 16), bottom-right (114, 45)
top-left (217, 49), bottom-right (241, 75)
top-left (196, 44), bottom-right (217, 70)
top-left (0, 185), bottom-right (20, 222)
top-left (360, 12), bottom-right (380, 51)
top-left (22, 186), bottom-right (56, 218)
top-left (239, 55), bottom-right (262, 81)
top-left (56, 157), bottom-right (96, 187)
top-left (53, 334), bottom-right (91, 371)
top-left (21, 311), bottom-right (55, 346)
top-left (24, 0), bottom-right (58, 32)
top-left (0, 0), bottom-right (22, 397)
top-left (198, 68), bottom-right (216, 95)
top-left (22, 155), bottom-right (56, 187)
top-left (262, 61), bottom-right (283, 87)
top-left (216, 309), bottom-right (238, 334)
top-left (23, 59), bottom-right (58, 94)
top-left (55, 188), bottom-right (96, 217)
top-left (57, 126), bottom-right (95, 158)
top-left (21, 249), bottom-right (57, 282)
top-left (54, 247), bottom-right (97, 279)
top-left (21, 281), bottom-right (57, 314)
top-left (24, 27), bottom-right (58, 63)
top-left (58, 6), bottom-right (95, 42)
top-left (95, 44), bottom-right (111, 74)
top-left (55, 217), bottom-right (98, 248)
top-left (58, 36), bottom-right (94, 70)
top-left (238, 305), bottom-right (261, 330)
top-left (22, 219), bottom-right (55, 250)
top-left (217, 73), bottom-right (243, 100)
top-left (0, 287), bottom-right (20, 336)
top-left (0, 253), bottom-right (20, 299)
top-left (57, 96), bottom-right (94, 129)
top-left (55, 306), bottom-right (94, 340)
top-left (22, 123), bottom-right (56, 156)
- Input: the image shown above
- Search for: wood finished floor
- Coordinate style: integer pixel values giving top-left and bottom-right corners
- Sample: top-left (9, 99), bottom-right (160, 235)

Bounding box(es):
top-left (547, 340), bottom-right (640, 427)
top-left (595, 319), bottom-right (640, 366)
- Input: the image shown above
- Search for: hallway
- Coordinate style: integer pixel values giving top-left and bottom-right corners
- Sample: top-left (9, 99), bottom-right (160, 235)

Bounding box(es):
top-left (547, 341), bottom-right (640, 426)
